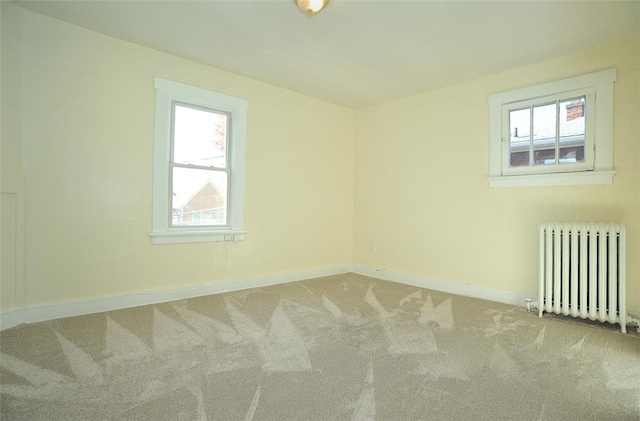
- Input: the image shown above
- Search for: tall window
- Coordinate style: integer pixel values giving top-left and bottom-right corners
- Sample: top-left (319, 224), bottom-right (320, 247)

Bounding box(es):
top-left (151, 78), bottom-right (248, 244)
top-left (171, 103), bottom-right (229, 227)
top-left (488, 69), bottom-right (615, 188)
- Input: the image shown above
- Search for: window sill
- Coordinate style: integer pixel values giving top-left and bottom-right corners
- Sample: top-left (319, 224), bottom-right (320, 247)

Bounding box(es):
top-left (487, 170), bottom-right (615, 188)
top-left (150, 230), bottom-right (246, 245)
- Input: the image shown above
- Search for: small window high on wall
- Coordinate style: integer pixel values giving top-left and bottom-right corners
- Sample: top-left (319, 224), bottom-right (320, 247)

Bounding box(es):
top-left (488, 69), bottom-right (616, 188)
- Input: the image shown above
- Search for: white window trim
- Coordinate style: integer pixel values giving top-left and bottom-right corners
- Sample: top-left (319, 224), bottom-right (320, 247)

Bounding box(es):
top-left (150, 77), bottom-right (248, 244)
top-left (488, 69), bottom-right (616, 188)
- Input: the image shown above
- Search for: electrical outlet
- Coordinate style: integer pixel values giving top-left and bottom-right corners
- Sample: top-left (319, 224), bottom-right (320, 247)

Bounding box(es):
top-left (371, 244), bottom-right (377, 252)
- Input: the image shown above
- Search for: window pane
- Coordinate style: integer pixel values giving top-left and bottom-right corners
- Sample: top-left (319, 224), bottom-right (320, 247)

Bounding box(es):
top-left (509, 108), bottom-right (530, 167)
top-left (172, 167), bottom-right (227, 226)
top-left (173, 104), bottom-right (227, 168)
top-left (559, 97), bottom-right (586, 164)
top-left (533, 102), bottom-right (557, 166)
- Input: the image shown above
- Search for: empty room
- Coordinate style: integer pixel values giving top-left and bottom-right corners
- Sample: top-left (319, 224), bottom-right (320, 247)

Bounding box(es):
top-left (1, 0), bottom-right (639, 419)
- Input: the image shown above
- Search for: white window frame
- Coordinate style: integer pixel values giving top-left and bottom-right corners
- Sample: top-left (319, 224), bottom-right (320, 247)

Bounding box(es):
top-left (488, 69), bottom-right (616, 188)
top-left (151, 77), bottom-right (248, 244)
top-left (501, 88), bottom-right (594, 175)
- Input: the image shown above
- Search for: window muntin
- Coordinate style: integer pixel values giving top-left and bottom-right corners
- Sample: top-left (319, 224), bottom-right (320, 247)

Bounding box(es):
top-left (501, 88), bottom-right (594, 176)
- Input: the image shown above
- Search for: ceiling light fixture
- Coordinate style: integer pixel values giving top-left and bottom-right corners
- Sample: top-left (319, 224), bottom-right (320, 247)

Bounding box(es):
top-left (293, 0), bottom-right (329, 17)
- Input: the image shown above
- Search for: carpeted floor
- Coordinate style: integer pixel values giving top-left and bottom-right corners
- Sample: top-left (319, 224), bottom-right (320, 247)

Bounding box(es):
top-left (1, 273), bottom-right (639, 420)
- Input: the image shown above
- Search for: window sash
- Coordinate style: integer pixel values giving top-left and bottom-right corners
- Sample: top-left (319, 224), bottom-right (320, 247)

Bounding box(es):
top-left (170, 101), bottom-right (231, 169)
top-left (501, 87), bottom-right (595, 176)
top-left (168, 101), bottom-right (232, 229)
top-left (168, 164), bottom-right (231, 228)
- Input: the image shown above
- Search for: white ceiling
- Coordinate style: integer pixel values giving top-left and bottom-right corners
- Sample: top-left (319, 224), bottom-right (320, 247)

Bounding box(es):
top-left (14, 0), bottom-right (640, 109)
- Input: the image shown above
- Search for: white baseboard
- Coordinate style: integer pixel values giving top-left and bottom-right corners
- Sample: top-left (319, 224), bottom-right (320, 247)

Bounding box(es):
top-left (0, 309), bottom-right (21, 332)
top-left (5, 261), bottom-right (631, 332)
top-left (351, 264), bottom-right (536, 308)
top-left (0, 264), bottom-right (352, 330)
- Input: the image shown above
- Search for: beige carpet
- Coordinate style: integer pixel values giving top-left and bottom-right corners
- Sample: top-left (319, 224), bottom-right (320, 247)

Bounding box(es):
top-left (1, 273), bottom-right (639, 420)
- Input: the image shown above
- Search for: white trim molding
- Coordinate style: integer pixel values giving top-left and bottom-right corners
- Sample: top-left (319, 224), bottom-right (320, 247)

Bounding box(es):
top-left (0, 265), bottom-right (351, 330)
top-left (151, 77), bottom-right (249, 245)
top-left (0, 263), bottom-right (538, 330)
top-left (487, 170), bottom-right (616, 188)
top-left (4, 262), bottom-right (635, 332)
top-left (487, 68), bottom-right (616, 188)
top-left (351, 264), bottom-right (535, 308)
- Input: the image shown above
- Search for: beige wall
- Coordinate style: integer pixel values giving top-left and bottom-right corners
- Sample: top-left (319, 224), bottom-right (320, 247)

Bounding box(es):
top-left (1, 4), bottom-right (355, 308)
top-left (1, 2), bottom-right (26, 313)
top-left (354, 37), bottom-right (639, 313)
top-left (2, 3), bottom-right (638, 316)
top-left (1, 2), bottom-right (23, 177)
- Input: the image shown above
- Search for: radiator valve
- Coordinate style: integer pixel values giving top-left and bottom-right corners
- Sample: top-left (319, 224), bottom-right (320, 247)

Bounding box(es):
top-left (525, 299), bottom-right (533, 312)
